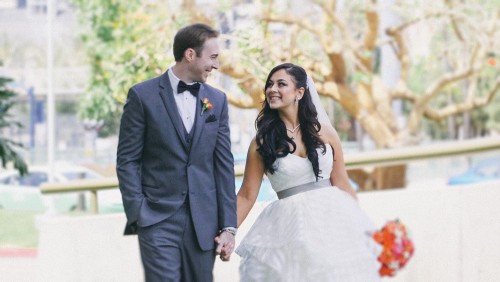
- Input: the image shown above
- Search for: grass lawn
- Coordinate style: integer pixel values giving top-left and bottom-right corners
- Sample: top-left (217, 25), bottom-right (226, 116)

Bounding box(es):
top-left (0, 187), bottom-right (124, 249)
top-left (0, 210), bottom-right (40, 249)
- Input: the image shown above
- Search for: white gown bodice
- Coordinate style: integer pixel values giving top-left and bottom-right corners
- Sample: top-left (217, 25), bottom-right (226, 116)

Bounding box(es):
top-left (266, 145), bottom-right (333, 193)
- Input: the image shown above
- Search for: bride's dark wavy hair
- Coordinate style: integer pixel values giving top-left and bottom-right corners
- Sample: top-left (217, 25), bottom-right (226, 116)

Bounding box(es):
top-left (255, 63), bottom-right (326, 181)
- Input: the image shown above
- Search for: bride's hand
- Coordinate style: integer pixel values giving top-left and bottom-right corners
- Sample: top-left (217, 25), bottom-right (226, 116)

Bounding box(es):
top-left (214, 231), bottom-right (235, 261)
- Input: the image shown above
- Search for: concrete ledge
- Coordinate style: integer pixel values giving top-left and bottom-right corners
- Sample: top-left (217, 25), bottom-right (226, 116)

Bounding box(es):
top-left (37, 214), bottom-right (143, 282)
top-left (37, 181), bottom-right (500, 281)
top-left (359, 181), bottom-right (500, 282)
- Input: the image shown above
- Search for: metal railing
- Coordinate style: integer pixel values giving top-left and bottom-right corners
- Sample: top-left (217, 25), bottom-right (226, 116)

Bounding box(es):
top-left (40, 137), bottom-right (500, 213)
top-left (345, 137), bottom-right (500, 168)
top-left (40, 177), bottom-right (118, 214)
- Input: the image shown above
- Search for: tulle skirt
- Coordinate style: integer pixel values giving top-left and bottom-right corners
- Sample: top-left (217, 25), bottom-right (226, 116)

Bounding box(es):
top-left (236, 186), bottom-right (381, 282)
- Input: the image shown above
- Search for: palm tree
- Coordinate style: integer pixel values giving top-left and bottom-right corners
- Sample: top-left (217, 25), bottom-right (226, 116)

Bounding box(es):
top-left (0, 76), bottom-right (27, 175)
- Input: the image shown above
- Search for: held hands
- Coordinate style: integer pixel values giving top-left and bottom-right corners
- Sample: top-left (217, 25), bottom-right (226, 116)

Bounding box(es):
top-left (214, 231), bottom-right (236, 262)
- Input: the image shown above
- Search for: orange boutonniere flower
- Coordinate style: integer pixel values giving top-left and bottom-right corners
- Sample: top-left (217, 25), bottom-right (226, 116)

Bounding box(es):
top-left (201, 98), bottom-right (213, 115)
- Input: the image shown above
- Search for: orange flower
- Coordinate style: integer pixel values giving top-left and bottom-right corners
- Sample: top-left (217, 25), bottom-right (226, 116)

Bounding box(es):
top-left (379, 265), bottom-right (395, 276)
top-left (487, 57), bottom-right (496, 66)
top-left (372, 219), bottom-right (414, 277)
top-left (201, 98), bottom-right (213, 115)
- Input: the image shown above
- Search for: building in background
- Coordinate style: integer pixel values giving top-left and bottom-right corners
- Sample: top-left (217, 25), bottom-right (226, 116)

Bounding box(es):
top-left (0, 0), bottom-right (96, 164)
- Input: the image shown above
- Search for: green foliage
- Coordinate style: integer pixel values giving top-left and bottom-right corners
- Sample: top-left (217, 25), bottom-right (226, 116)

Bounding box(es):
top-left (0, 77), bottom-right (28, 175)
top-left (485, 103), bottom-right (500, 132)
top-left (56, 100), bottom-right (78, 114)
top-left (481, 57), bottom-right (500, 133)
top-left (70, 0), bottom-right (178, 136)
top-left (332, 101), bottom-right (356, 141)
top-left (0, 210), bottom-right (39, 248)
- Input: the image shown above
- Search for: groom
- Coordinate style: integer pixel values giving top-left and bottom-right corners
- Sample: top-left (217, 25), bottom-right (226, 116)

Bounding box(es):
top-left (116, 23), bottom-right (237, 281)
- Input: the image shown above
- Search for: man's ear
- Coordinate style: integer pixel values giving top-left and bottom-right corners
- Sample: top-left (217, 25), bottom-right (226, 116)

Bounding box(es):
top-left (184, 48), bottom-right (196, 62)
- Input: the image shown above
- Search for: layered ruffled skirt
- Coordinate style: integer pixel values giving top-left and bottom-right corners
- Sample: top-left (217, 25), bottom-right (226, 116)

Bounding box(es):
top-left (236, 186), bottom-right (381, 282)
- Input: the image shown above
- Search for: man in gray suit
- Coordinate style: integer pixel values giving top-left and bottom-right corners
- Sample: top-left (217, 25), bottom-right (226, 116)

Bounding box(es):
top-left (117, 23), bottom-right (237, 281)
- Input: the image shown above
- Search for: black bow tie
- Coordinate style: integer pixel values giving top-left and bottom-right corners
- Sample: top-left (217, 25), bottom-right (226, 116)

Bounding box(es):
top-left (177, 80), bottom-right (200, 97)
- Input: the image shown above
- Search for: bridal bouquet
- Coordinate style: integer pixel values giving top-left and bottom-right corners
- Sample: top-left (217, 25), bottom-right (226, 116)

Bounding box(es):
top-left (372, 219), bottom-right (414, 277)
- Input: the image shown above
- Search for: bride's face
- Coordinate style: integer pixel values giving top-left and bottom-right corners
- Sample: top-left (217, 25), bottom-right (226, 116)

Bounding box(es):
top-left (265, 69), bottom-right (303, 110)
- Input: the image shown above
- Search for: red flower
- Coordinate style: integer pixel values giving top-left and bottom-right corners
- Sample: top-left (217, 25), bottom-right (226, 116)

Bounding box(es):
top-left (487, 57), bottom-right (496, 66)
top-left (373, 219), bottom-right (415, 277)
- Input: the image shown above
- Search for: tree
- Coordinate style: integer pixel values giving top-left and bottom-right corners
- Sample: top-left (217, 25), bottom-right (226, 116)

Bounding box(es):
top-left (0, 76), bottom-right (27, 175)
top-left (70, 0), bottom-right (184, 136)
top-left (70, 0), bottom-right (499, 189)
top-left (199, 0), bottom-right (497, 189)
top-left (185, 0), bottom-right (499, 148)
top-left (72, 0), bottom-right (499, 147)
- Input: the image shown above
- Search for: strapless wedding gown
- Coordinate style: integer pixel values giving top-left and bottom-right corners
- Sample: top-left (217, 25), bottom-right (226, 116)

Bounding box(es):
top-left (236, 145), bottom-right (381, 282)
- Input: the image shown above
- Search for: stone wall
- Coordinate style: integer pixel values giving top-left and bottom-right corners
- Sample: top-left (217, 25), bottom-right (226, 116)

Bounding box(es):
top-left (37, 181), bottom-right (500, 281)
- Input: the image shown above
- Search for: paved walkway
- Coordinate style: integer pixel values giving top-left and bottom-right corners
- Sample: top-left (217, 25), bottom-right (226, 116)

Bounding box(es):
top-left (0, 255), bottom-right (38, 282)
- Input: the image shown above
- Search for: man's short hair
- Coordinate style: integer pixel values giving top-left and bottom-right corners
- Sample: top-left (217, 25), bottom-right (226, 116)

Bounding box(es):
top-left (173, 23), bottom-right (219, 62)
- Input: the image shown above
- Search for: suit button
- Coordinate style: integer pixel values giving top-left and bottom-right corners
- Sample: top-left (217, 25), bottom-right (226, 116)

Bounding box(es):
top-left (181, 191), bottom-right (186, 196)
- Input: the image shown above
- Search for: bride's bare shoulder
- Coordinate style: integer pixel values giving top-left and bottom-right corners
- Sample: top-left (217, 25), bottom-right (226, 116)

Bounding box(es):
top-left (247, 137), bottom-right (261, 156)
top-left (318, 123), bottom-right (337, 140)
top-left (250, 137), bottom-right (260, 148)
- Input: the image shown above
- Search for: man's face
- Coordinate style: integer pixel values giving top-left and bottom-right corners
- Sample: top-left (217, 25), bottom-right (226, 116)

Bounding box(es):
top-left (188, 37), bottom-right (220, 83)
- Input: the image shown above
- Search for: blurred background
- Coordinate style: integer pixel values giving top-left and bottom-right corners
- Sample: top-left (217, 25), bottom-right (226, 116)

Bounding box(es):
top-left (0, 0), bottom-right (499, 281)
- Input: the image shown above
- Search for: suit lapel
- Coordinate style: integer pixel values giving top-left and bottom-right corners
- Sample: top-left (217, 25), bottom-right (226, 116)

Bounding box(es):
top-left (158, 72), bottom-right (189, 151)
top-left (190, 84), bottom-right (207, 154)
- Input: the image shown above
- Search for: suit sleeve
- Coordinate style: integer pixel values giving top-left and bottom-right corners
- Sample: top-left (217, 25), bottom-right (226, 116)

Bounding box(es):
top-left (213, 94), bottom-right (237, 229)
top-left (116, 87), bottom-right (145, 227)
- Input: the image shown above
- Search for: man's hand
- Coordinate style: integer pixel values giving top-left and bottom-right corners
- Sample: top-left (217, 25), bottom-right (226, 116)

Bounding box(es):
top-left (214, 231), bottom-right (235, 261)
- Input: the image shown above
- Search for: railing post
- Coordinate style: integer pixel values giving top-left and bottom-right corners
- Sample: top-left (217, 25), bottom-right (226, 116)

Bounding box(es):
top-left (90, 190), bottom-right (98, 214)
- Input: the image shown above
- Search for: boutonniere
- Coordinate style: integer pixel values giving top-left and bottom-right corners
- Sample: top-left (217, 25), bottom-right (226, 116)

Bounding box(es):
top-left (200, 98), bottom-right (213, 115)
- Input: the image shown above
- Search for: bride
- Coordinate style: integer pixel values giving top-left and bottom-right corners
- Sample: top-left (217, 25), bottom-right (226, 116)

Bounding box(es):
top-left (232, 63), bottom-right (381, 281)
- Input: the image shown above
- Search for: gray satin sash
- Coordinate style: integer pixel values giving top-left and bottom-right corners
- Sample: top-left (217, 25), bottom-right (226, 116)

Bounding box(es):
top-left (277, 179), bottom-right (331, 200)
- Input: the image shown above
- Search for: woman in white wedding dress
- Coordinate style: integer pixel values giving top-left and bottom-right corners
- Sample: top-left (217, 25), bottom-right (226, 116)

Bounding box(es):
top-left (235, 63), bottom-right (381, 281)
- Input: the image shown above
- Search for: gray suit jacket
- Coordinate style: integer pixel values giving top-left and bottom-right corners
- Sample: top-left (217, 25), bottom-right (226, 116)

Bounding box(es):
top-left (116, 71), bottom-right (236, 251)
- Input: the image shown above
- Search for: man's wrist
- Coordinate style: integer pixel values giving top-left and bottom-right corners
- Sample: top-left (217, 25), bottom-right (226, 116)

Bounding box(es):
top-left (221, 227), bottom-right (237, 236)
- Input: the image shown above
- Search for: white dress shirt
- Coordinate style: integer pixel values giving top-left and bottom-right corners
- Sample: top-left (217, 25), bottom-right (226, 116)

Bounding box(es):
top-left (168, 69), bottom-right (198, 133)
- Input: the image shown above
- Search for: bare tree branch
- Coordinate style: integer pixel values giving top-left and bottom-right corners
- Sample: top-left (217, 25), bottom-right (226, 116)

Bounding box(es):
top-left (363, 0), bottom-right (379, 50)
top-left (445, 0), bottom-right (465, 41)
top-left (313, 0), bottom-right (351, 44)
top-left (260, 13), bottom-right (346, 82)
top-left (484, 77), bottom-right (500, 104)
top-left (390, 11), bottom-right (447, 34)
top-left (390, 86), bottom-right (417, 103)
top-left (226, 93), bottom-right (255, 109)
top-left (313, 0), bottom-right (371, 72)
top-left (421, 46), bottom-right (480, 105)
top-left (423, 77), bottom-right (499, 121)
top-left (385, 29), bottom-right (410, 81)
